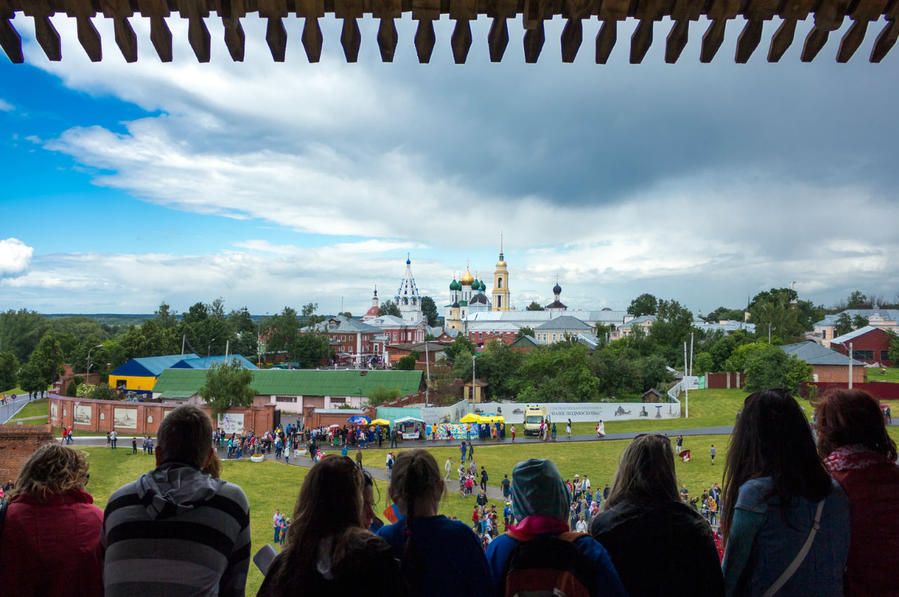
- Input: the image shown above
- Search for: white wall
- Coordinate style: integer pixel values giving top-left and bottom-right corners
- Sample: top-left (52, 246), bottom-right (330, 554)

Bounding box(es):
top-left (474, 400), bottom-right (681, 423)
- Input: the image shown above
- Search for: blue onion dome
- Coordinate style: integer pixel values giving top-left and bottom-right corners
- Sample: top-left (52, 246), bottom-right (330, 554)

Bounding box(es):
top-left (553, 283), bottom-right (562, 295)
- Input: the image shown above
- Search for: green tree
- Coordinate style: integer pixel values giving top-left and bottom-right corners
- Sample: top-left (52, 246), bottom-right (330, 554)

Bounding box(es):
top-left (748, 288), bottom-right (820, 342)
top-left (846, 290), bottom-right (869, 309)
top-left (0, 351), bottom-right (19, 391)
top-left (638, 354), bottom-right (672, 392)
top-left (514, 343), bottom-right (599, 402)
top-left (228, 307), bottom-right (259, 358)
top-left (592, 348), bottom-right (641, 396)
top-left (292, 332), bottom-right (330, 367)
top-left (852, 314), bottom-right (869, 330)
top-left (29, 332), bottom-right (66, 387)
top-left (48, 316), bottom-right (108, 345)
top-left (153, 302), bottom-right (179, 329)
top-left (467, 340), bottom-right (523, 399)
top-left (199, 360), bottom-right (255, 417)
top-left (692, 351), bottom-right (715, 375)
top-left (420, 296), bottom-right (439, 327)
top-left (627, 293), bottom-right (658, 317)
top-left (724, 341), bottom-right (769, 373)
top-left (515, 327), bottom-right (536, 339)
top-left (443, 335), bottom-right (475, 364)
top-left (744, 344), bottom-right (811, 393)
top-left (396, 351), bottom-right (419, 370)
top-left (887, 331), bottom-right (899, 365)
top-left (526, 301), bottom-right (544, 311)
top-left (89, 383), bottom-right (119, 400)
top-left (834, 313), bottom-right (853, 337)
top-left (260, 307), bottom-right (300, 357)
top-left (0, 309), bottom-right (49, 363)
top-left (703, 306), bottom-right (745, 322)
top-left (121, 319), bottom-right (180, 359)
top-left (378, 300), bottom-right (401, 318)
top-left (368, 385), bottom-right (402, 403)
top-left (18, 361), bottom-right (45, 393)
top-left (648, 299), bottom-right (694, 362)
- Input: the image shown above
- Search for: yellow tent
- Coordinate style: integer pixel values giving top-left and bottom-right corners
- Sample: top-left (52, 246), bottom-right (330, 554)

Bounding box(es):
top-left (481, 415), bottom-right (505, 424)
top-left (369, 419), bottom-right (391, 426)
top-left (459, 413), bottom-right (483, 423)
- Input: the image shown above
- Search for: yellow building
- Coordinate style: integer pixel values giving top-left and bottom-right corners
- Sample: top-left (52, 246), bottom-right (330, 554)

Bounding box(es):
top-left (492, 244), bottom-right (510, 311)
top-left (108, 353), bottom-right (198, 396)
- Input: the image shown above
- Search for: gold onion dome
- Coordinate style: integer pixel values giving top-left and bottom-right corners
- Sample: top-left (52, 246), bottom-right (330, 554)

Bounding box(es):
top-left (460, 268), bottom-right (474, 285)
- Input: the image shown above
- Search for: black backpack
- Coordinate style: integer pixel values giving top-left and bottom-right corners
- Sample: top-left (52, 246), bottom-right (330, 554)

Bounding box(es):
top-left (502, 531), bottom-right (594, 597)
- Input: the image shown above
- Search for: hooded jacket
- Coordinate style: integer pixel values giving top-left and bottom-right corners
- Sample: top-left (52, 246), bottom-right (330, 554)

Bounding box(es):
top-left (590, 499), bottom-right (724, 597)
top-left (0, 488), bottom-right (104, 597)
top-left (102, 463), bottom-right (251, 597)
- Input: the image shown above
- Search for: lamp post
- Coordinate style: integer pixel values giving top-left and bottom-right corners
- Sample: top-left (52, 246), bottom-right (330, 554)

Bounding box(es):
top-left (471, 354), bottom-right (476, 402)
top-left (86, 344), bottom-right (102, 393)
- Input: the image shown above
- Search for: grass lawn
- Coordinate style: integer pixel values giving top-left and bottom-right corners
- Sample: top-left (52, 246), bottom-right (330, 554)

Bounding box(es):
top-left (867, 367), bottom-right (899, 383)
top-left (8, 398), bottom-right (48, 424)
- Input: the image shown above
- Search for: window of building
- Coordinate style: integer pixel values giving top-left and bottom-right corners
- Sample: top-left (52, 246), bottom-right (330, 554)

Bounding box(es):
top-left (855, 350), bottom-right (875, 360)
top-left (822, 330), bottom-right (827, 339)
top-left (497, 296), bottom-right (502, 308)
top-left (276, 396), bottom-right (297, 403)
top-left (881, 350), bottom-right (891, 362)
top-left (330, 396), bottom-right (346, 404)
top-left (498, 277), bottom-right (502, 288)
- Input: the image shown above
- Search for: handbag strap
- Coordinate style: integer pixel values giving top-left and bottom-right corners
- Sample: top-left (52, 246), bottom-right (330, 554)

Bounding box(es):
top-left (761, 499), bottom-right (826, 597)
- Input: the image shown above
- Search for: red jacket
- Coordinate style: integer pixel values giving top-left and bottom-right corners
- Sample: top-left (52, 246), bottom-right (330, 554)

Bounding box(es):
top-left (826, 448), bottom-right (899, 597)
top-left (0, 488), bottom-right (104, 597)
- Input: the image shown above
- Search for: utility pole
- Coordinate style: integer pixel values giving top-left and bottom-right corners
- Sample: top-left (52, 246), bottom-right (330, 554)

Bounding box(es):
top-left (684, 341), bottom-right (689, 418)
top-left (424, 341), bottom-right (430, 407)
top-left (225, 339), bottom-right (229, 360)
top-left (181, 334), bottom-right (186, 355)
top-left (471, 354), bottom-right (476, 403)
top-left (849, 342), bottom-right (854, 389)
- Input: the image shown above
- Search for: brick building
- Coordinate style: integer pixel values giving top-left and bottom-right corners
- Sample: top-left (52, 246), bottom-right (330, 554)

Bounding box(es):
top-left (829, 326), bottom-right (894, 366)
top-left (0, 424), bottom-right (54, 485)
top-left (781, 341), bottom-right (867, 384)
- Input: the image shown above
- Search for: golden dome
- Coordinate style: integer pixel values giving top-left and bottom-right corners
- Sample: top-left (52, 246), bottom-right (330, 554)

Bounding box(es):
top-left (460, 267), bottom-right (474, 285)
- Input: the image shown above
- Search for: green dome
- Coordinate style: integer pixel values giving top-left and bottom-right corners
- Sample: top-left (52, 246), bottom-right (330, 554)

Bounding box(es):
top-left (449, 279), bottom-right (460, 290)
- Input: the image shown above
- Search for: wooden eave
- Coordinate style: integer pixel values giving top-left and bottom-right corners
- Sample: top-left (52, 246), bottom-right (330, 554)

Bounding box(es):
top-left (0, 0), bottom-right (895, 65)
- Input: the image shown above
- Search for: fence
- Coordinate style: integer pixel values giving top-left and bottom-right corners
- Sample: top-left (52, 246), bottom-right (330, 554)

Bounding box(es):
top-left (802, 381), bottom-right (899, 401)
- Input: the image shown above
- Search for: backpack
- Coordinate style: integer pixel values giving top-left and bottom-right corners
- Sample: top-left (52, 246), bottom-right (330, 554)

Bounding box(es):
top-left (502, 531), bottom-right (594, 597)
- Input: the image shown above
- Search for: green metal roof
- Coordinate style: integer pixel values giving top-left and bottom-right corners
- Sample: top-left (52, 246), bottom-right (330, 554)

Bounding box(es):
top-left (153, 368), bottom-right (423, 397)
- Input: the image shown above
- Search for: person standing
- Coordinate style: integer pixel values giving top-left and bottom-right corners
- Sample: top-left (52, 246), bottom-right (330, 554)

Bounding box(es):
top-left (710, 443), bottom-right (716, 464)
top-left (131, 436), bottom-right (137, 454)
top-left (676, 435), bottom-right (684, 455)
top-left (566, 418), bottom-right (572, 440)
top-left (501, 474), bottom-right (511, 500)
top-left (721, 389), bottom-right (849, 597)
top-left (355, 448), bottom-right (363, 468)
top-left (110, 429), bottom-right (118, 449)
top-left (444, 457), bottom-right (453, 480)
top-left (273, 509), bottom-right (284, 543)
top-left (480, 466), bottom-right (489, 492)
top-left (595, 419), bottom-right (605, 438)
top-left (102, 405), bottom-right (251, 597)
top-left (460, 440), bottom-right (467, 464)
top-left (815, 389), bottom-right (899, 596)
top-left (510, 424), bottom-right (516, 442)
top-left (0, 444), bottom-right (104, 597)
top-left (551, 423), bottom-right (557, 441)
top-left (468, 441), bottom-right (474, 462)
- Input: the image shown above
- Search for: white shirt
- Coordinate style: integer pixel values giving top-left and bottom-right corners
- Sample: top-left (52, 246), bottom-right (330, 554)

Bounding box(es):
top-left (575, 519), bottom-right (588, 532)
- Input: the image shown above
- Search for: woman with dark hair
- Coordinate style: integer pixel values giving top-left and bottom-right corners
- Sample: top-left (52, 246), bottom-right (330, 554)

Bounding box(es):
top-left (257, 455), bottom-right (403, 596)
top-left (0, 443), bottom-right (104, 596)
top-left (377, 449), bottom-right (491, 597)
top-left (590, 434), bottom-right (724, 596)
top-left (814, 389), bottom-right (899, 596)
top-left (722, 389), bottom-right (849, 597)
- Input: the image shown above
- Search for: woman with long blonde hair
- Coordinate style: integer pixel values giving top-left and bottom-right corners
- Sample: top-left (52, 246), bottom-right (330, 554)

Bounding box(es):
top-left (0, 443), bottom-right (104, 596)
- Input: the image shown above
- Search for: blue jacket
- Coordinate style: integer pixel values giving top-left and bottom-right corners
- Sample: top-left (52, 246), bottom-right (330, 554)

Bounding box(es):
top-left (485, 532), bottom-right (626, 597)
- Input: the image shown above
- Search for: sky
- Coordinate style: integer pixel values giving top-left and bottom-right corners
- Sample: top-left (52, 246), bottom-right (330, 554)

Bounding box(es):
top-left (1, 13), bottom-right (898, 317)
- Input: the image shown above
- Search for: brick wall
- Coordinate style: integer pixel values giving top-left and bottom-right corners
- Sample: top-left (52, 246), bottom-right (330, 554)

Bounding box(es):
top-left (705, 372), bottom-right (743, 389)
top-left (49, 395), bottom-right (276, 436)
top-left (0, 424), bottom-right (54, 484)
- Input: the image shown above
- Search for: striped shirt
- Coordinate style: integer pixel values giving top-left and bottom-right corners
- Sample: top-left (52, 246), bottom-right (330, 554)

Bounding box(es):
top-left (102, 464), bottom-right (251, 597)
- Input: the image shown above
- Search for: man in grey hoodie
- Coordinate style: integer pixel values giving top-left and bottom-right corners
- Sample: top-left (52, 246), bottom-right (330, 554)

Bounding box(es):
top-left (102, 405), bottom-right (251, 597)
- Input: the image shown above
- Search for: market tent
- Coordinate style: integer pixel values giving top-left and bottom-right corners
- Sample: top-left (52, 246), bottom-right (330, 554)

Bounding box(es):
top-left (394, 416), bottom-right (424, 424)
top-left (480, 415), bottom-right (505, 423)
top-left (459, 413), bottom-right (483, 424)
top-left (369, 418), bottom-right (391, 426)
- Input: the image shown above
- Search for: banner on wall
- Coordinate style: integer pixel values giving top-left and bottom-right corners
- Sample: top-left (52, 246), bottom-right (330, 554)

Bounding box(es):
top-left (218, 413), bottom-right (245, 434)
top-left (476, 400), bottom-right (680, 423)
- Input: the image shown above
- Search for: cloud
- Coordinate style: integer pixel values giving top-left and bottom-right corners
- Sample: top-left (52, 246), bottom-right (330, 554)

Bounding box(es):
top-left (0, 98), bottom-right (12, 111)
top-left (0, 238), bottom-right (34, 275)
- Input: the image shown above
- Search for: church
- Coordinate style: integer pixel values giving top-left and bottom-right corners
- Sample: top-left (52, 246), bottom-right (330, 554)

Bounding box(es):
top-left (445, 245), bottom-right (511, 331)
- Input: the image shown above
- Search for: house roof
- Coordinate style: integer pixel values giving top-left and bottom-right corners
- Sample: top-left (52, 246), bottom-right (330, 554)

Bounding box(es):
top-left (535, 315), bottom-right (593, 332)
top-left (814, 309), bottom-right (899, 327)
top-left (781, 342), bottom-right (866, 366)
top-left (4, 0), bottom-right (892, 65)
top-left (110, 353), bottom-right (199, 378)
top-left (153, 368), bottom-right (423, 398)
top-left (170, 355), bottom-right (258, 369)
top-left (511, 335), bottom-right (539, 348)
top-left (693, 320), bottom-right (756, 334)
top-left (621, 315), bottom-right (656, 329)
top-left (829, 326), bottom-right (890, 346)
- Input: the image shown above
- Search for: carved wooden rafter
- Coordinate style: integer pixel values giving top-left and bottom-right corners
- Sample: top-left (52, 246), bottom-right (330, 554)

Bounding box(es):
top-left (1, 0), bottom-right (895, 64)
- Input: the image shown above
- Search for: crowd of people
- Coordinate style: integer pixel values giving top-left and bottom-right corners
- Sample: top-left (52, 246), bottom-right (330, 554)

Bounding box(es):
top-left (1, 388), bottom-right (898, 597)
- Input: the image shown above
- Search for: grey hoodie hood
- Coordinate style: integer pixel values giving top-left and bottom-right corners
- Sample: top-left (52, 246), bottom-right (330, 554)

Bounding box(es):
top-left (136, 463), bottom-right (224, 520)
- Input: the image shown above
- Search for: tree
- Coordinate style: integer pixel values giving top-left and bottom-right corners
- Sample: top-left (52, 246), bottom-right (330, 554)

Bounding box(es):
top-left (592, 349), bottom-right (641, 396)
top-left (515, 327), bottom-right (536, 339)
top-left (228, 307), bottom-right (259, 358)
top-left (368, 385), bottom-right (402, 403)
top-left (852, 314), bottom-right (869, 330)
top-left (846, 290), bottom-right (869, 309)
top-left (744, 344), bottom-right (811, 394)
top-left (378, 300), bottom-right (401, 318)
top-left (292, 332), bottom-right (330, 368)
top-left (199, 360), bottom-right (255, 417)
top-left (443, 335), bottom-right (475, 364)
top-left (17, 361), bottom-right (45, 393)
top-left (29, 332), bottom-right (66, 388)
top-left (888, 331), bottom-right (899, 365)
top-left (526, 301), bottom-right (544, 311)
top-left (89, 383), bottom-right (119, 400)
top-left (834, 313), bottom-right (853, 337)
top-left (153, 302), bottom-right (179, 329)
top-left (703, 306), bottom-right (745, 322)
top-left (396, 351), bottom-right (419, 370)
top-left (420, 296), bottom-right (439, 327)
top-left (649, 299), bottom-right (694, 362)
top-left (724, 342), bottom-right (769, 374)
top-left (692, 351), bottom-right (714, 375)
top-left (0, 351), bottom-right (19, 392)
top-left (514, 343), bottom-right (600, 402)
top-left (627, 293), bottom-right (658, 317)
top-left (0, 309), bottom-right (49, 363)
top-left (747, 288), bottom-right (821, 343)
top-left (467, 340), bottom-right (524, 399)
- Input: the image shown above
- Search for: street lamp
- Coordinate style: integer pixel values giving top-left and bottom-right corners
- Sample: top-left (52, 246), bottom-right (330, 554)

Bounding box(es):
top-left (471, 354), bottom-right (476, 402)
top-left (86, 344), bottom-right (102, 391)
